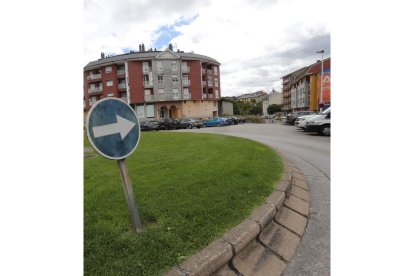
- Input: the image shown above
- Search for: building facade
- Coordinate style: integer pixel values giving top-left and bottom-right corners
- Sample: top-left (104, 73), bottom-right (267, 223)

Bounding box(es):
top-left (262, 91), bottom-right (282, 116)
top-left (84, 45), bottom-right (221, 120)
top-left (237, 91), bottom-right (268, 103)
top-left (281, 57), bottom-right (331, 113)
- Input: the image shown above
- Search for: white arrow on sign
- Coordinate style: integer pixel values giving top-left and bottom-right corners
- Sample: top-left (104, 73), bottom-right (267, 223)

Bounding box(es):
top-left (92, 115), bottom-right (136, 140)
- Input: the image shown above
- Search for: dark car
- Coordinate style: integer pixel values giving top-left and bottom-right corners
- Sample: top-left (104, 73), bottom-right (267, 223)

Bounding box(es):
top-left (140, 120), bottom-right (160, 131)
top-left (158, 118), bottom-right (180, 130)
top-left (178, 118), bottom-right (204, 129)
top-left (285, 111), bottom-right (317, 125)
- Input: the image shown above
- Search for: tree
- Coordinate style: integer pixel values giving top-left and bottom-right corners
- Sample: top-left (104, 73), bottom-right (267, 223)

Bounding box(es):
top-left (267, 104), bottom-right (282, 114)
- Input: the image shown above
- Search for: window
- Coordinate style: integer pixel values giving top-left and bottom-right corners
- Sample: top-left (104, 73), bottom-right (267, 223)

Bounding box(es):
top-left (105, 66), bottom-right (112, 73)
top-left (173, 88), bottom-right (179, 98)
top-left (214, 66), bottom-right (218, 75)
top-left (143, 62), bottom-right (150, 72)
top-left (144, 89), bottom-right (151, 96)
top-left (215, 89), bottom-right (219, 98)
top-left (157, 61), bottom-right (163, 71)
top-left (157, 75), bottom-right (163, 84)
top-left (171, 61), bottom-right (178, 71)
top-left (214, 78), bottom-right (218, 86)
top-left (182, 75), bottom-right (189, 85)
top-left (172, 75), bottom-right (179, 84)
top-left (158, 88), bottom-right (164, 94)
top-left (106, 80), bottom-right (113, 87)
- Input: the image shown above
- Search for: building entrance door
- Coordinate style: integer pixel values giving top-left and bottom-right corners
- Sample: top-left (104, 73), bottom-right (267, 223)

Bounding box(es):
top-left (160, 106), bottom-right (167, 118)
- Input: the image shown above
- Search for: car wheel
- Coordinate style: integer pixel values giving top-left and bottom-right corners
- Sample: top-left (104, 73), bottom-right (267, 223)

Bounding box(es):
top-left (187, 124), bottom-right (193, 129)
top-left (319, 125), bottom-right (330, 136)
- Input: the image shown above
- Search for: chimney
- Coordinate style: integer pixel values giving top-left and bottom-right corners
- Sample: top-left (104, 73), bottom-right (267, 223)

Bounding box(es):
top-left (168, 43), bottom-right (173, 51)
top-left (142, 44), bottom-right (145, 52)
top-left (139, 44), bottom-right (142, 52)
top-left (100, 52), bottom-right (104, 59)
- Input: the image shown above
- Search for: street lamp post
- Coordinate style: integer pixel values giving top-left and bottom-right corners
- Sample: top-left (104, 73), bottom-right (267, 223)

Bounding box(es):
top-left (316, 50), bottom-right (324, 111)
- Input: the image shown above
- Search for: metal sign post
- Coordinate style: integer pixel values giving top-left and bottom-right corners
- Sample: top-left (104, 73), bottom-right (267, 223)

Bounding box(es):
top-left (86, 98), bottom-right (143, 234)
top-left (117, 159), bottom-right (143, 233)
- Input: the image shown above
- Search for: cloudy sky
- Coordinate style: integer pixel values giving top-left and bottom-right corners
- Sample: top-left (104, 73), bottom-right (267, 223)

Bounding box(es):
top-left (84, 0), bottom-right (330, 97)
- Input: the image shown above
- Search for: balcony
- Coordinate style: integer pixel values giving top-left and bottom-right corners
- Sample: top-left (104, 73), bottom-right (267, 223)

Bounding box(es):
top-left (142, 67), bottom-right (152, 74)
top-left (117, 70), bottom-right (125, 76)
top-left (118, 83), bottom-right (126, 89)
top-left (181, 66), bottom-right (190, 73)
top-left (202, 68), bottom-right (206, 74)
top-left (88, 86), bottom-right (103, 93)
top-left (183, 93), bottom-right (191, 100)
top-left (202, 94), bottom-right (207, 99)
top-left (202, 81), bottom-right (206, 87)
top-left (208, 81), bottom-right (213, 86)
top-left (182, 80), bottom-right (191, 86)
top-left (143, 81), bottom-right (153, 87)
top-left (144, 95), bottom-right (154, 102)
top-left (87, 73), bottom-right (101, 80)
top-left (157, 93), bottom-right (181, 101)
top-left (207, 94), bottom-right (215, 99)
top-left (207, 69), bottom-right (213, 75)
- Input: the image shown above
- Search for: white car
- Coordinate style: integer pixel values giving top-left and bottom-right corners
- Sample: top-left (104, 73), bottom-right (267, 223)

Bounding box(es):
top-left (296, 114), bottom-right (320, 129)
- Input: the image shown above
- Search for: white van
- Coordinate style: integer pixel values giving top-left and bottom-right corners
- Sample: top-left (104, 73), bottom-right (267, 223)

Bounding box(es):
top-left (305, 107), bottom-right (331, 136)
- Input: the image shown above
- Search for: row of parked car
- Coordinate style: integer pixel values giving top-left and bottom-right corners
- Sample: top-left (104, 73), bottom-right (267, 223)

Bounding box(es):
top-left (284, 107), bottom-right (331, 136)
top-left (139, 117), bottom-right (246, 131)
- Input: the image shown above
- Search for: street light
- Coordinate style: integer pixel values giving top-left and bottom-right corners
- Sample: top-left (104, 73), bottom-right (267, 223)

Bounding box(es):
top-left (316, 50), bottom-right (324, 111)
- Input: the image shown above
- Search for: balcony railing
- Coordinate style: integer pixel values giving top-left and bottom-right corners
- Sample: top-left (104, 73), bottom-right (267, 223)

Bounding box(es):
top-left (207, 69), bottom-right (213, 75)
top-left (182, 80), bottom-right (191, 86)
top-left (181, 66), bottom-right (190, 73)
top-left (207, 94), bottom-right (215, 99)
top-left (88, 87), bottom-right (103, 93)
top-left (202, 94), bottom-right (207, 99)
top-left (87, 74), bottom-right (101, 80)
top-left (202, 81), bottom-right (206, 86)
top-left (183, 93), bottom-right (191, 100)
top-left (143, 67), bottom-right (152, 73)
top-left (118, 83), bottom-right (126, 89)
top-left (143, 81), bottom-right (153, 87)
top-left (208, 81), bottom-right (213, 86)
top-left (157, 93), bottom-right (181, 101)
top-left (144, 95), bottom-right (154, 102)
top-left (117, 70), bottom-right (125, 75)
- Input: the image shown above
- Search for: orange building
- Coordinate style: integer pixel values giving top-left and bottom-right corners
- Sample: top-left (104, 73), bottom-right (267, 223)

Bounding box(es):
top-left (306, 58), bottom-right (331, 111)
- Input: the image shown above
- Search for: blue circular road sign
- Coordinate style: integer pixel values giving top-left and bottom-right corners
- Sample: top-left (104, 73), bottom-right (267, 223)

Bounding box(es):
top-left (86, 98), bottom-right (141, 160)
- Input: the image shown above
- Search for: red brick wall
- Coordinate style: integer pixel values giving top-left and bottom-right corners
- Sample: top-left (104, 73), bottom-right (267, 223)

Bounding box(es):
top-left (101, 65), bottom-right (119, 98)
top-left (187, 60), bottom-right (202, 100)
top-left (128, 61), bottom-right (144, 103)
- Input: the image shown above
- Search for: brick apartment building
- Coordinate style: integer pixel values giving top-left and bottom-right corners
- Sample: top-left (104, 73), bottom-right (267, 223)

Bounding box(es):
top-left (84, 44), bottom-right (221, 120)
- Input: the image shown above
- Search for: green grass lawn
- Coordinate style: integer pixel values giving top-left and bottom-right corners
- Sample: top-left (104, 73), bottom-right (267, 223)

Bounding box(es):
top-left (84, 132), bottom-right (283, 275)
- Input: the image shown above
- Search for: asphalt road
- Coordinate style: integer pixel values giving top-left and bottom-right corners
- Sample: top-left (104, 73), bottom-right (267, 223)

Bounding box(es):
top-left (184, 121), bottom-right (330, 275)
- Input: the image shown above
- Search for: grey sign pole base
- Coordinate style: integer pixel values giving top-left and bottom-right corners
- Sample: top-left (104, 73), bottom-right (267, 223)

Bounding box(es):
top-left (117, 159), bottom-right (143, 234)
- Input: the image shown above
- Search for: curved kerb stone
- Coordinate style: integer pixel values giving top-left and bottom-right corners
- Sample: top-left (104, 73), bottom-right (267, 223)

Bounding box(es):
top-left (165, 150), bottom-right (310, 276)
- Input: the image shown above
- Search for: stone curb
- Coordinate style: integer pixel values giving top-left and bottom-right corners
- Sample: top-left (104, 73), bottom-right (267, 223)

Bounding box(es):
top-left (166, 150), bottom-right (309, 276)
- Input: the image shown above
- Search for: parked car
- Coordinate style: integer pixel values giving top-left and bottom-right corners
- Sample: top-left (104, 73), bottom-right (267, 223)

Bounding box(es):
top-left (285, 111), bottom-right (318, 125)
top-left (295, 114), bottom-right (320, 130)
top-left (178, 118), bottom-right (204, 129)
top-left (158, 118), bottom-right (180, 130)
top-left (305, 107), bottom-right (331, 136)
top-left (203, 117), bottom-right (227, 127)
top-left (140, 120), bottom-right (160, 131)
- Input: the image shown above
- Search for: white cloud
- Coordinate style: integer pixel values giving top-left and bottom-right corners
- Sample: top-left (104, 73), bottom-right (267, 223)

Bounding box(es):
top-left (84, 0), bottom-right (330, 96)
